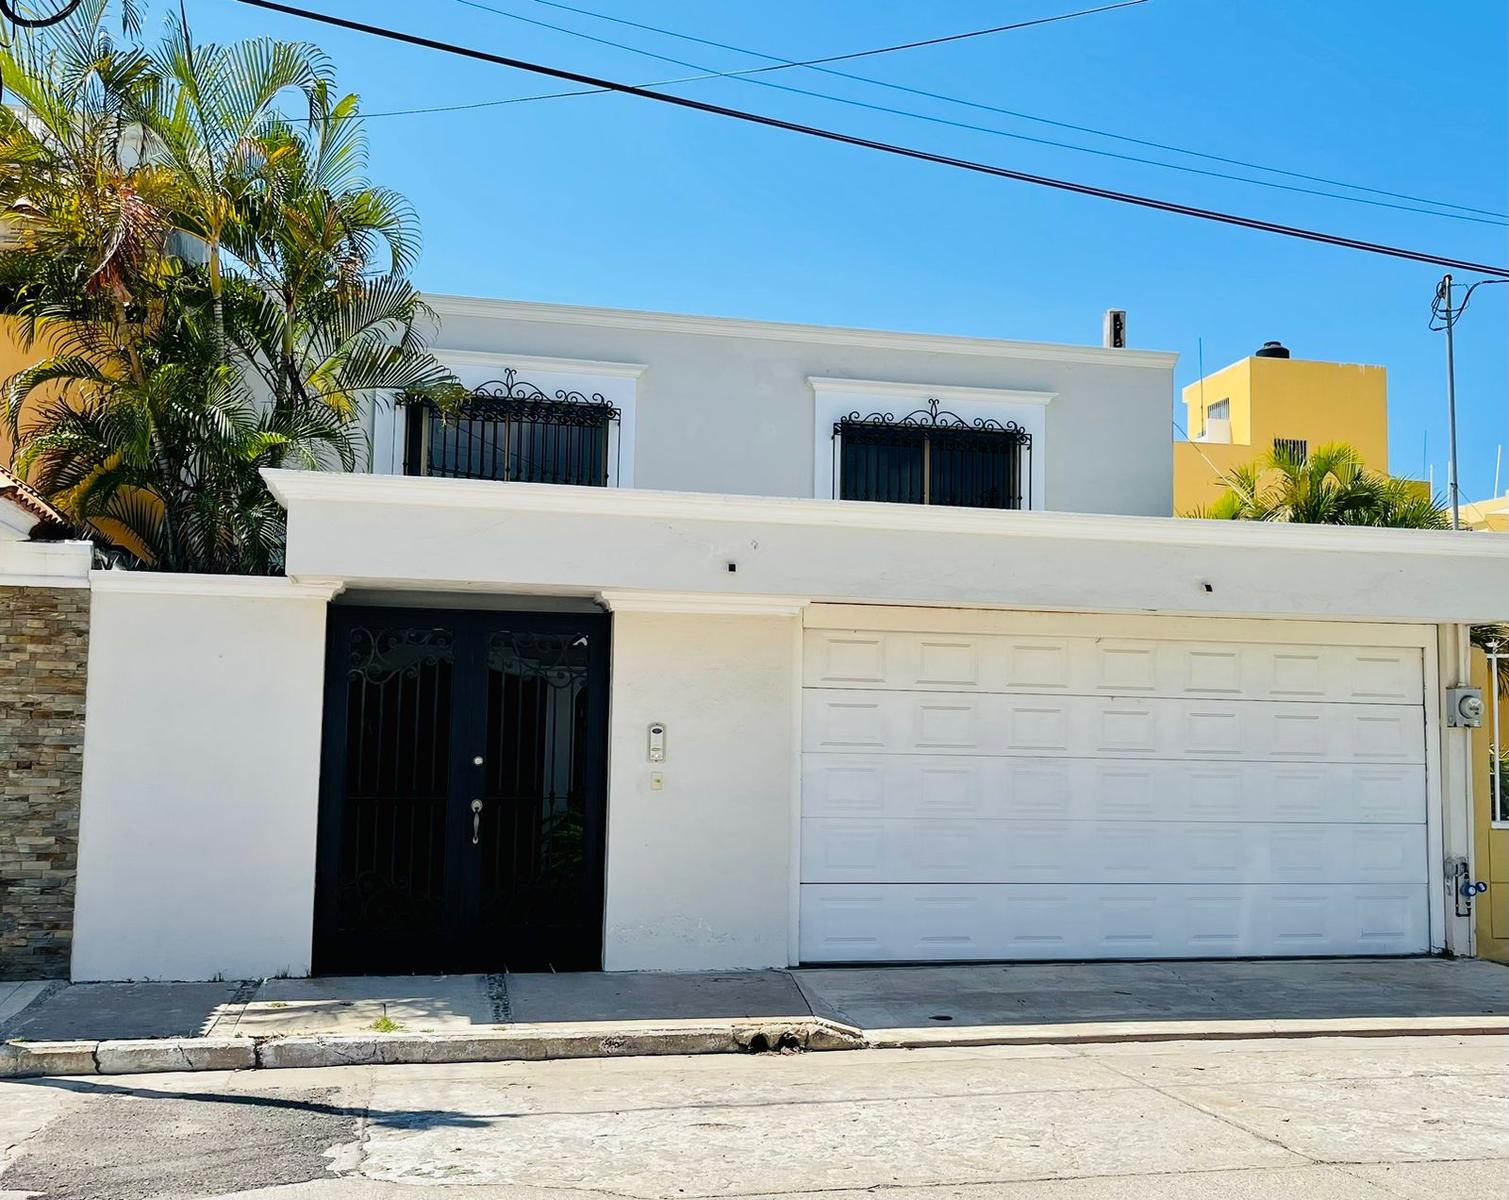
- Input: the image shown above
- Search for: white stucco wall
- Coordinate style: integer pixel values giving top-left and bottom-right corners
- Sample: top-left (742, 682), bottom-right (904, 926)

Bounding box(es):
top-left (603, 608), bottom-right (798, 970)
top-left (71, 574), bottom-right (335, 981)
top-left (419, 297), bottom-right (1177, 518)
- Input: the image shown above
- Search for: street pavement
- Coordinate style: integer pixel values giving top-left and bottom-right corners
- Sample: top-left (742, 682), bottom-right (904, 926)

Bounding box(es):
top-left (2, 1034), bottom-right (1507, 1199)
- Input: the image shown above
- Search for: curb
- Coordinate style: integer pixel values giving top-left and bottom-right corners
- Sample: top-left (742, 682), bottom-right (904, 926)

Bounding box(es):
top-left (867, 1015), bottom-right (1509, 1049)
top-left (0, 1018), bottom-right (867, 1079)
top-left (6, 1014), bottom-right (1508, 1079)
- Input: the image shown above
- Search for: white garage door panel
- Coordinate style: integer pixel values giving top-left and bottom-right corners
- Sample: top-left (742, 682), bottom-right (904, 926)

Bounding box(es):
top-left (804, 691), bottom-right (1424, 764)
top-left (799, 883), bottom-right (1430, 961)
top-left (805, 631), bottom-right (1424, 704)
top-left (799, 617), bottom-right (1430, 963)
top-left (801, 819), bottom-right (1427, 885)
top-left (803, 755), bottom-right (1427, 824)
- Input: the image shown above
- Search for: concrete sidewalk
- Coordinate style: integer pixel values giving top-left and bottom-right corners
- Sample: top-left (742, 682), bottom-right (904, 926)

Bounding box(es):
top-left (4, 958), bottom-right (1508, 1078)
top-left (0, 970), bottom-right (816, 1040)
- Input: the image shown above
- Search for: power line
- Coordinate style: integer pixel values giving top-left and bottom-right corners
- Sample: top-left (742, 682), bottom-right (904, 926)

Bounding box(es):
top-left (434, 0), bottom-right (1503, 227)
top-left (232, 0), bottom-right (1509, 278)
top-left (1430, 275), bottom-right (1505, 330)
top-left (509, 0), bottom-right (1505, 223)
top-left (373, 0), bottom-right (1508, 226)
top-left (354, 2), bottom-right (1149, 119)
top-left (0, 0), bottom-right (88, 109)
top-left (0, 1), bottom-right (83, 27)
top-left (457, 0), bottom-right (1155, 64)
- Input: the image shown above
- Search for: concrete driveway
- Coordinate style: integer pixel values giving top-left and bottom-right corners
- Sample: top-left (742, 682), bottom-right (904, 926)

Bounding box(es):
top-left (792, 957), bottom-right (1509, 1031)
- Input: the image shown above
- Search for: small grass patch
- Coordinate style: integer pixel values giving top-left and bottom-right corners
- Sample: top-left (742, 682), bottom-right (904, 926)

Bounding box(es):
top-left (369, 1015), bottom-right (403, 1034)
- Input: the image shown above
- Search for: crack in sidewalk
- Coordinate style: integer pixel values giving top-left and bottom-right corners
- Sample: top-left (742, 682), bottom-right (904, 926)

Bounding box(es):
top-left (487, 974), bottom-right (513, 1024)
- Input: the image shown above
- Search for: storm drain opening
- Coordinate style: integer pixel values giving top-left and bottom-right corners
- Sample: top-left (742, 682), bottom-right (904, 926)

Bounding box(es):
top-left (741, 1030), bottom-right (804, 1054)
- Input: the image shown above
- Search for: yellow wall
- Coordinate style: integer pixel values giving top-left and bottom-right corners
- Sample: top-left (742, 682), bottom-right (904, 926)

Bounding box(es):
top-left (0, 316), bottom-right (157, 559)
top-left (1462, 497), bottom-right (1509, 532)
top-left (1181, 358), bottom-right (1252, 449)
top-left (1175, 356), bottom-right (1392, 514)
top-left (1471, 647), bottom-right (1509, 962)
top-left (0, 315), bottom-right (58, 470)
top-left (1172, 441), bottom-right (1252, 514)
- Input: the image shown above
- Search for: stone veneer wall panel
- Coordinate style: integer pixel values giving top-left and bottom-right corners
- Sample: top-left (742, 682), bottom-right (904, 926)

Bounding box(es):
top-left (0, 585), bottom-right (89, 979)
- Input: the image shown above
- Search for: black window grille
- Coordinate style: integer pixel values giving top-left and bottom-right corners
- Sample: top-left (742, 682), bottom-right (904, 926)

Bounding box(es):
top-left (404, 369), bottom-right (621, 486)
top-left (1273, 437), bottom-right (1309, 463)
top-left (833, 399), bottom-right (1031, 510)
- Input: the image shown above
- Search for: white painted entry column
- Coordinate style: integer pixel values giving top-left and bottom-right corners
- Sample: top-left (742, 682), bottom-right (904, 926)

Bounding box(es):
top-left (597, 592), bottom-right (805, 971)
top-left (1437, 622), bottom-right (1478, 958)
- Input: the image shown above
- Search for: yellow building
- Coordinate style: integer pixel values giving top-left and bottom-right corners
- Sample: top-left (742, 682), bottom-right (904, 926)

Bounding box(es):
top-left (1462, 495), bottom-right (1509, 532)
top-left (1173, 341), bottom-right (1392, 514)
top-left (0, 314), bottom-right (58, 468)
top-left (1174, 346), bottom-right (1509, 956)
top-left (1472, 646), bottom-right (1509, 962)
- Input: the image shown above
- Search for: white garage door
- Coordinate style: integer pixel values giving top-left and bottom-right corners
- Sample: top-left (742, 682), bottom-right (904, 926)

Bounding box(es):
top-left (800, 610), bottom-right (1431, 962)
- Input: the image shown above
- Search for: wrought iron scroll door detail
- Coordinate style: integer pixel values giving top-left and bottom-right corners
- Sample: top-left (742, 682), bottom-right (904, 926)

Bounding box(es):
top-left (315, 608), bottom-right (609, 974)
top-left (833, 397), bottom-right (1032, 510)
top-left (404, 368), bottom-right (621, 486)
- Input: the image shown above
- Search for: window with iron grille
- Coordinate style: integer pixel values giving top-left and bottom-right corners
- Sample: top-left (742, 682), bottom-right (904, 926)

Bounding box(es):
top-left (833, 399), bottom-right (1031, 510)
top-left (1273, 437), bottom-right (1308, 463)
top-left (404, 369), bottom-right (621, 486)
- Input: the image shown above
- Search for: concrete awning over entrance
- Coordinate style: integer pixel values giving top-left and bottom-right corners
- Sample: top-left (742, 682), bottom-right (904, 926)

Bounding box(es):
top-left (265, 469), bottom-right (1509, 626)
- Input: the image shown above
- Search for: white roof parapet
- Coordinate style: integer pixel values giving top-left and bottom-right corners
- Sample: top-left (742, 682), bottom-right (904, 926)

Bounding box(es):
top-left (422, 294), bottom-right (1179, 371)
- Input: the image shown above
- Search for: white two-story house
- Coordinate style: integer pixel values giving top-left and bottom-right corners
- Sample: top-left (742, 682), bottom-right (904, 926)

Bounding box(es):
top-left (368, 296), bottom-right (1175, 517)
top-left (68, 296), bottom-right (1509, 982)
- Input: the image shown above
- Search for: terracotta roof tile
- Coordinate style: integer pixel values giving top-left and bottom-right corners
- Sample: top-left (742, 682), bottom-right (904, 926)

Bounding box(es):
top-left (0, 463), bottom-right (71, 536)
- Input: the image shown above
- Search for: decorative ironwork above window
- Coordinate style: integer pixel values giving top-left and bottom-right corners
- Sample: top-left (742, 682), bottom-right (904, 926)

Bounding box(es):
top-left (833, 398), bottom-right (1032, 510)
top-left (1273, 437), bottom-right (1309, 463)
top-left (405, 369), bottom-right (621, 487)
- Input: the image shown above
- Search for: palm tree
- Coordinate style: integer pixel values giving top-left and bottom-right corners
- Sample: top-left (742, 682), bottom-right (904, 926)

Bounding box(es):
top-left (1195, 445), bottom-right (1509, 683)
top-left (1472, 624), bottom-right (1509, 701)
top-left (0, 2), bottom-right (170, 348)
top-left (216, 80), bottom-right (462, 420)
top-left (0, 4), bottom-right (458, 571)
top-left (1193, 442), bottom-right (1449, 529)
top-left (9, 262), bottom-right (357, 572)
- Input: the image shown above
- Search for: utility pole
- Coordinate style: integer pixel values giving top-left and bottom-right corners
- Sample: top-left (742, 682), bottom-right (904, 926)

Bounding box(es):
top-left (1432, 273), bottom-right (1507, 530)
top-left (1439, 273), bottom-right (1461, 529)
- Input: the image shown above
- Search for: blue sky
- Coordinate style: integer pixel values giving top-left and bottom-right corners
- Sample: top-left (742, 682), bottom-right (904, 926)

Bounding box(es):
top-left (180, 0), bottom-right (1505, 497)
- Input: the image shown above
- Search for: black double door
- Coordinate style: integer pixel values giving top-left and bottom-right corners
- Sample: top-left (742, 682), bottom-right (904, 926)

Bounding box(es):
top-left (314, 606), bottom-right (609, 974)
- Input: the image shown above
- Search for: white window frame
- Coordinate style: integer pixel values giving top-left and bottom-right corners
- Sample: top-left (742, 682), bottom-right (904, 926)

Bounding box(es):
top-left (371, 350), bottom-right (645, 487)
top-left (809, 377), bottom-right (1054, 511)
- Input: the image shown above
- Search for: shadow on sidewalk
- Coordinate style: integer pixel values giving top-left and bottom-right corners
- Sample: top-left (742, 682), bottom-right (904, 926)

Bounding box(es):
top-left (12, 1074), bottom-right (491, 1129)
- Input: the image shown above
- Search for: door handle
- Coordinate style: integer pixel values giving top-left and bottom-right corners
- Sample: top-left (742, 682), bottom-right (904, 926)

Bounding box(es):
top-left (471, 798), bottom-right (483, 845)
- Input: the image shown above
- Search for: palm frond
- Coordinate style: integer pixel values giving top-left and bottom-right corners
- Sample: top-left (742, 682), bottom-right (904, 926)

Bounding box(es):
top-left (1203, 441), bottom-right (1450, 530)
top-left (1, 10), bottom-right (428, 574)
